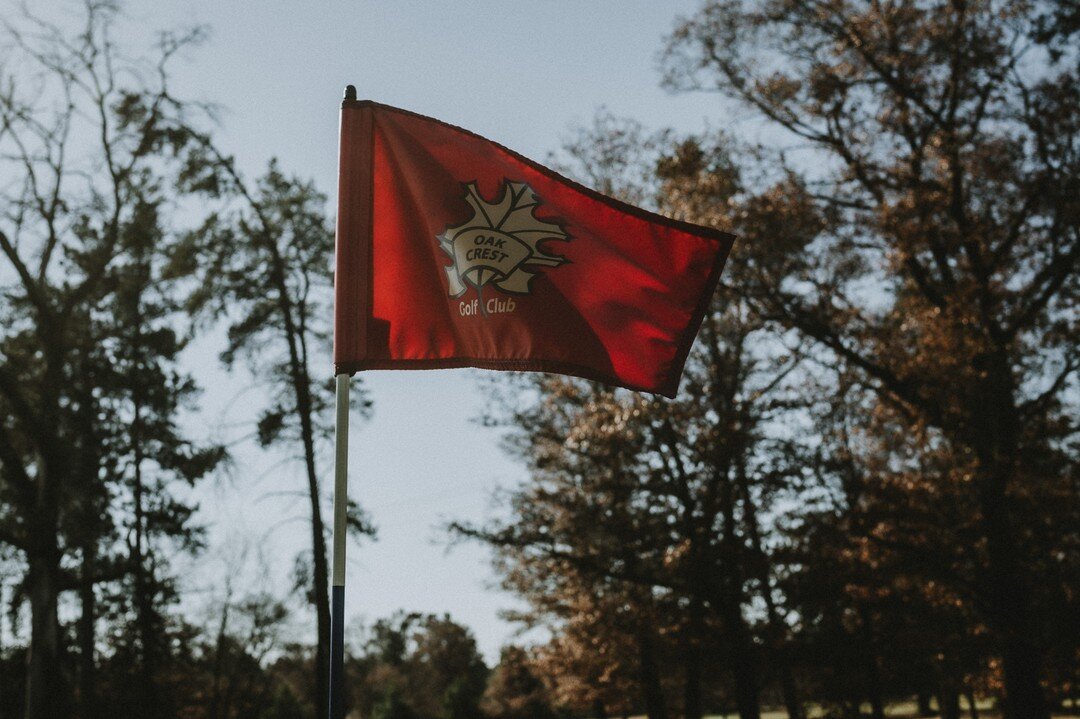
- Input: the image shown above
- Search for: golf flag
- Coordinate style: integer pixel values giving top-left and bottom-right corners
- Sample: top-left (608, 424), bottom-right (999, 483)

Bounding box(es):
top-left (334, 99), bottom-right (735, 397)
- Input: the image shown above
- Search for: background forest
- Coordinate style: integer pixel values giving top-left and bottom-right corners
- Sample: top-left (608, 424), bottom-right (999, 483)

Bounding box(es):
top-left (0, 2), bottom-right (1076, 719)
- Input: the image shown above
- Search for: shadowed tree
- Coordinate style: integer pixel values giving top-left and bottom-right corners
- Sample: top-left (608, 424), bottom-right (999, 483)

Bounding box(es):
top-left (348, 612), bottom-right (488, 719)
top-left (93, 181), bottom-right (225, 718)
top-left (410, 615), bottom-right (489, 719)
top-left (482, 647), bottom-right (556, 719)
top-left (662, 2), bottom-right (1079, 716)
top-left (456, 121), bottom-right (812, 719)
top-left (177, 157), bottom-right (374, 719)
top-left (0, 3), bottom-right (224, 716)
top-left (528, 587), bottom-right (645, 719)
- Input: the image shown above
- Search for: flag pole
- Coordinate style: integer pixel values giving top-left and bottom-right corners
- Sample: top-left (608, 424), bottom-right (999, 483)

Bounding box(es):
top-left (329, 372), bottom-right (350, 719)
top-left (329, 83), bottom-right (358, 719)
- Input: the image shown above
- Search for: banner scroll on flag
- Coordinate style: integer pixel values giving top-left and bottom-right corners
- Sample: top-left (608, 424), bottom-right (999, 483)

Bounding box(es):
top-left (334, 98), bottom-right (736, 398)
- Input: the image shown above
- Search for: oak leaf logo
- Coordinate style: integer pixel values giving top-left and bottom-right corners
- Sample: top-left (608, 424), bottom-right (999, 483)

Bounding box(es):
top-left (438, 181), bottom-right (569, 299)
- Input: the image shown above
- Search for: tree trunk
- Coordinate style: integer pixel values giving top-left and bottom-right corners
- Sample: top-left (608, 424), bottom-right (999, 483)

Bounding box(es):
top-left (25, 437), bottom-right (67, 719)
top-left (263, 217), bottom-right (332, 719)
top-left (716, 478), bottom-right (760, 719)
top-left (723, 601), bottom-right (761, 719)
top-left (965, 690), bottom-right (980, 719)
top-left (999, 640), bottom-right (1047, 719)
top-left (778, 668), bottom-right (803, 719)
top-left (132, 261), bottom-right (156, 716)
top-left (636, 627), bottom-right (668, 719)
top-left (76, 543), bottom-right (97, 719)
top-left (73, 390), bottom-right (100, 719)
top-left (859, 607), bottom-right (885, 719)
top-left (938, 688), bottom-right (961, 719)
top-left (682, 598), bottom-right (704, 719)
top-left (131, 407), bottom-right (159, 717)
top-left (0, 581), bottom-right (5, 714)
top-left (971, 352), bottom-right (1048, 719)
top-left (298, 377), bottom-right (332, 719)
top-left (209, 590), bottom-right (231, 719)
top-left (737, 477), bottom-right (803, 719)
top-left (25, 547), bottom-right (63, 719)
top-left (868, 681), bottom-right (886, 719)
top-left (980, 478), bottom-right (1049, 719)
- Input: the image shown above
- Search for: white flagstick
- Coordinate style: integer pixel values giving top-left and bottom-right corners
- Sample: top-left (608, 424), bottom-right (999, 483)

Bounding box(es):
top-left (329, 373), bottom-right (350, 719)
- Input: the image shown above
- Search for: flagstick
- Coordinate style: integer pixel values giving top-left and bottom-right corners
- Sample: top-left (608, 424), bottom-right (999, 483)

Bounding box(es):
top-left (329, 373), bottom-right (350, 719)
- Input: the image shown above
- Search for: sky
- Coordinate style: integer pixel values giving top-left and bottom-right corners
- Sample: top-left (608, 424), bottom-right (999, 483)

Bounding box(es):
top-left (94, 0), bottom-right (737, 662)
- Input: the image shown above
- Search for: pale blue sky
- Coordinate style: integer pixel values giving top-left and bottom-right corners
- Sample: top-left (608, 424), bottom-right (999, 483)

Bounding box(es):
top-left (104, 0), bottom-right (737, 661)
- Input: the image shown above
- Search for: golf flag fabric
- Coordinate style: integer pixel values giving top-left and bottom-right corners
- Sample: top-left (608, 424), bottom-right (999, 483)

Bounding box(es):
top-left (334, 99), bottom-right (735, 397)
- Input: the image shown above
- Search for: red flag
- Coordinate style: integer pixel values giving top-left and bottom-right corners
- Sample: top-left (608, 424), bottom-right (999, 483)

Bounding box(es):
top-left (334, 99), bottom-right (735, 397)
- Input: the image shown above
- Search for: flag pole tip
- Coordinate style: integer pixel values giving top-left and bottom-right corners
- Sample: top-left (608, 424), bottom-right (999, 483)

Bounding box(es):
top-left (344, 85), bottom-right (357, 101)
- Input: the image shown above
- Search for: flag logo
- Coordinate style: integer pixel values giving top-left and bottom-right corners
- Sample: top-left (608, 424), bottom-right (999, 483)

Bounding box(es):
top-left (438, 180), bottom-right (569, 301)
